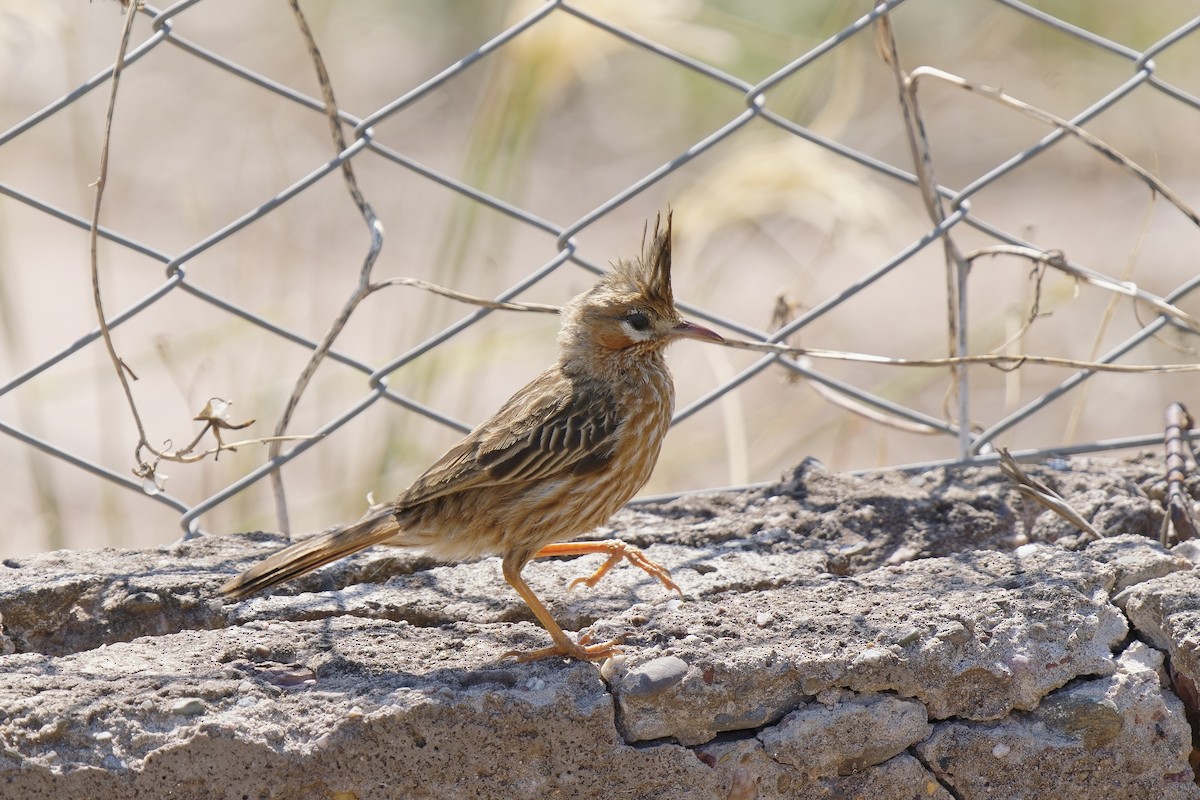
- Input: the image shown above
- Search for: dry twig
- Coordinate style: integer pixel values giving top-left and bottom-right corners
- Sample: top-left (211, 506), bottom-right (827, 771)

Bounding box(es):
top-left (907, 67), bottom-right (1200, 228)
top-left (875, 14), bottom-right (971, 434)
top-left (88, 3), bottom-right (294, 501)
top-left (269, 0), bottom-right (386, 535)
top-left (998, 448), bottom-right (1099, 542)
top-left (377, 277), bottom-right (1200, 376)
top-left (964, 245), bottom-right (1200, 335)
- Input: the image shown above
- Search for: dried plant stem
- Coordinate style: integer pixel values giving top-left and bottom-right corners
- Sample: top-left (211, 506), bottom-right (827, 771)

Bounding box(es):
top-left (370, 277), bottom-right (559, 314)
top-left (719, 339), bottom-right (1200, 374)
top-left (875, 13), bottom-right (972, 446)
top-left (89, 1), bottom-right (145, 451)
top-left (998, 448), bottom-right (1099, 542)
top-left (908, 67), bottom-right (1200, 228)
top-left (965, 245), bottom-right (1200, 334)
top-left (270, 0), bottom-right (385, 536)
top-left (85, 4), bottom-right (313, 513)
top-left (375, 274), bottom-right (1200, 375)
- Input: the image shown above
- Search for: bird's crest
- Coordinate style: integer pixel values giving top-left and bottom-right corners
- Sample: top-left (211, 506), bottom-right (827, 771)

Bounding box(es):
top-left (610, 211), bottom-right (674, 309)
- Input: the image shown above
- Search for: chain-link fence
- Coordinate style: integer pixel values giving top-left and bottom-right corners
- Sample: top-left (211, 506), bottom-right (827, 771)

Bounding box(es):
top-left (1, 1), bottom-right (1198, 556)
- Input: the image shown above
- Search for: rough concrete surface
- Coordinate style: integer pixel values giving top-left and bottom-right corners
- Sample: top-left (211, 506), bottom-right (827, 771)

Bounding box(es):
top-left (3, 454), bottom-right (1200, 799)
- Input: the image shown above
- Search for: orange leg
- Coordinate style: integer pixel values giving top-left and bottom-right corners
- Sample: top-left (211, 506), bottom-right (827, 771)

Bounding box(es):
top-left (500, 555), bottom-right (624, 663)
top-left (532, 539), bottom-right (682, 596)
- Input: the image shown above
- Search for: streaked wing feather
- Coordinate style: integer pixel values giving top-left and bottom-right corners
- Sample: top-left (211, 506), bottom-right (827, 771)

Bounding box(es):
top-left (398, 369), bottom-right (617, 509)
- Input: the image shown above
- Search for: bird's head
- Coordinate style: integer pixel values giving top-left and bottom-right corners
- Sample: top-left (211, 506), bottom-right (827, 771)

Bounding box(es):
top-left (559, 212), bottom-right (723, 358)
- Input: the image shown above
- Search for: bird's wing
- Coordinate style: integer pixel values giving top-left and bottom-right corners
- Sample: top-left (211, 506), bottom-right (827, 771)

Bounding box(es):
top-left (398, 368), bottom-right (618, 509)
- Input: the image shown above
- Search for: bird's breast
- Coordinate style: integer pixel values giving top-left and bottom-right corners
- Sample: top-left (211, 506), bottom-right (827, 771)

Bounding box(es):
top-left (492, 359), bottom-right (675, 553)
top-left (604, 358), bottom-right (675, 493)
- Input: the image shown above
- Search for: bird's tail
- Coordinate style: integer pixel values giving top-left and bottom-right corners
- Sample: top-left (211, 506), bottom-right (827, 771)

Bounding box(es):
top-left (220, 504), bottom-right (401, 600)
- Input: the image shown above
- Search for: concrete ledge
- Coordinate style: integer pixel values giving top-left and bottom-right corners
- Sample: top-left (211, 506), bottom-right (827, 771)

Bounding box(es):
top-left (2, 456), bottom-right (1199, 799)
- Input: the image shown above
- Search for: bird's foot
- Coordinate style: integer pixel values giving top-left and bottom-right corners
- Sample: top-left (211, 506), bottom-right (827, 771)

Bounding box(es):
top-left (501, 631), bottom-right (625, 663)
top-left (533, 540), bottom-right (682, 596)
top-left (567, 542), bottom-right (682, 597)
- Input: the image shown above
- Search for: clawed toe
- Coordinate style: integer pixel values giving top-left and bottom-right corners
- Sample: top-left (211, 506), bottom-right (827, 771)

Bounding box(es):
top-left (500, 632), bottom-right (625, 663)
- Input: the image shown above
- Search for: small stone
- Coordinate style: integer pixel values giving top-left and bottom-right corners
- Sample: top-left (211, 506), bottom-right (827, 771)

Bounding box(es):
top-left (851, 647), bottom-right (889, 668)
top-left (1171, 540), bottom-right (1200, 564)
top-left (622, 655), bottom-right (689, 699)
top-left (992, 742), bottom-right (1010, 758)
top-left (119, 592), bottom-right (163, 614)
top-left (1037, 694), bottom-right (1123, 749)
top-left (755, 611), bottom-right (774, 627)
top-left (169, 698), bottom-right (206, 717)
top-left (524, 677), bottom-right (546, 691)
top-left (936, 621), bottom-right (972, 646)
top-left (760, 695), bottom-right (931, 777)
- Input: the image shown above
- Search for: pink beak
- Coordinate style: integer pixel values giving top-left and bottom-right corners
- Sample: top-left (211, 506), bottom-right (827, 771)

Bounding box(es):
top-left (672, 319), bottom-right (724, 343)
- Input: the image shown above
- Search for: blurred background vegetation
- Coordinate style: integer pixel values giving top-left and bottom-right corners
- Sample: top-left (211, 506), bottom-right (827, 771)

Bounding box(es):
top-left (0, 0), bottom-right (1198, 557)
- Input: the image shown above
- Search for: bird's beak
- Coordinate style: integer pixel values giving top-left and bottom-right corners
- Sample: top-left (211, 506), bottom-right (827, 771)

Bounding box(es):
top-left (671, 319), bottom-right (724, 343)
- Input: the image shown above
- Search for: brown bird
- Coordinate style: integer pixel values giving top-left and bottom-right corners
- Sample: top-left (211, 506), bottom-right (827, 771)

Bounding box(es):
top-left (221, 212), bottom-right (722, 661)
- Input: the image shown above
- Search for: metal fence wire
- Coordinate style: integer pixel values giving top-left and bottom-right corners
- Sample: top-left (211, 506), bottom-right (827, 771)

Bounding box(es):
top-left (1, 1), bottom-right (1199, 553)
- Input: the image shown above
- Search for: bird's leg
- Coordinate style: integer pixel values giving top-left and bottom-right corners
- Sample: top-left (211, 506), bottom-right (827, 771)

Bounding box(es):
top-left (532, 540), bottom-right (682, 596)
top-left (499, 555), bottom-right (624, 662)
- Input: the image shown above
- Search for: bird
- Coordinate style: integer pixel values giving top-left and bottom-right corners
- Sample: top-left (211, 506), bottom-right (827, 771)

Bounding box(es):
top-left (220, 212), bottom-right (723, 662)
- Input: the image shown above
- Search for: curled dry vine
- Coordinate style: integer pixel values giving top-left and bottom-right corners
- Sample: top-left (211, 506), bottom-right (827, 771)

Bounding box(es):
top-left (88, 3), bottom-right (310, 504)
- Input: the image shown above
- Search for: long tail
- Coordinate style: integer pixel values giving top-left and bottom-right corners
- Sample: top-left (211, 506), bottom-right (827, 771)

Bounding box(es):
top-left (220, 504), bottom-right (402, 599)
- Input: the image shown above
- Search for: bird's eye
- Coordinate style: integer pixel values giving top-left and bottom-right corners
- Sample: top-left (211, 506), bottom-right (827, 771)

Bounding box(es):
top-left (624, 311), bottom-right (651, 332)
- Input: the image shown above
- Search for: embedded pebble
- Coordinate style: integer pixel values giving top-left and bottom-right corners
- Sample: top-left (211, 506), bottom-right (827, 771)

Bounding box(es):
top-left (169, 698), bottom-right (206, 717)
top-left (851, 647), bottom-right (889, 668)
top-left (119, 592), bottom-right (163, 614)
top-left (622, 655), bottom-right (689, 698)
top-left (937, 621), bottom-right (972, 646)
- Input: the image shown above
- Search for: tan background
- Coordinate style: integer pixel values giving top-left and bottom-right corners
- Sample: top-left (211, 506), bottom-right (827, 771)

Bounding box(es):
top-left (0, 0), bottom-right (1198, 556)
